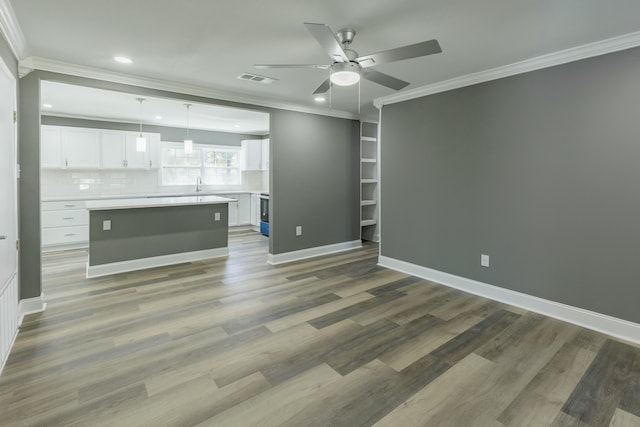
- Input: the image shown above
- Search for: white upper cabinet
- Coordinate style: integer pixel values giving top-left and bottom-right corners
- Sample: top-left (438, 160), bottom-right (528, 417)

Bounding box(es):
top-left (60, 127), bottom-right (101, 169)
top-left (41, 125), bottom-right (62, 168)
top-left (100, 129), bottom-right (159, 169)
top-left (241, 139), bottom-right (263, 171)
top-left (240, 139), bottom-right (269, 171)
top-left (124, 132), bottom-right (150, 169)
top-left (261, 139), bottom-right (269, 171)
top-left (147, 133), bottom-right (161, 169)
top-left (100, 130), bottom-right (125, 168)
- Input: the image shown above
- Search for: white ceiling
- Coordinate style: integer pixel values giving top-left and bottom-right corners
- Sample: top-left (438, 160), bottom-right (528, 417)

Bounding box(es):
top-left (41, 81), bottom-right (270, 134)
top-left (9, 0), bottom-right (640, 117)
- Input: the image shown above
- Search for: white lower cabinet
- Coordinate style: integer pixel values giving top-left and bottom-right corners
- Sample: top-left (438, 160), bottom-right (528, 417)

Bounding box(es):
top-left (41, 200), bottom-right (89, 250)
top-left (250, 193), bottom-right (259, 227)
top-left (236, 194), bottom-right (250, 225)
top-left (228, 201), bottom-right (238, 226)
top-left (216, 193), bottom-right (251, 227)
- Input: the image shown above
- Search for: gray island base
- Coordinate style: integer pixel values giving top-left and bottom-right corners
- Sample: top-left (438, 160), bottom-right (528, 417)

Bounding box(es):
top-left (84, 196), bottom-right (233, 278)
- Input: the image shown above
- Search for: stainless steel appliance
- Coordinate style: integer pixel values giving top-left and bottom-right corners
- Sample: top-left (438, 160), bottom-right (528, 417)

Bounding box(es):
top-left (260, 193), bottom-right (269, 236)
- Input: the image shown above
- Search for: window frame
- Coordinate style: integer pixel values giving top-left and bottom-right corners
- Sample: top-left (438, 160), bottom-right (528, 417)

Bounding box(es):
top-left (160, 141), bottom-right (242, 187)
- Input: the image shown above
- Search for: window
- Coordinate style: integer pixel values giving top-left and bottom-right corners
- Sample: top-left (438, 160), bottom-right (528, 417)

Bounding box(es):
top-left (161, 143), bottom-right (241, 186)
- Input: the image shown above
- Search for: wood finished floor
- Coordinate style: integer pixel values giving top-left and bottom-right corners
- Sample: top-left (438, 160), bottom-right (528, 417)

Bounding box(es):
top-left (1, 229), bottom-right (640, 426)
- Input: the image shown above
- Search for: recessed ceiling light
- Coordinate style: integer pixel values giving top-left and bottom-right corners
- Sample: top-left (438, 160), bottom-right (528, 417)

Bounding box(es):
top-left (234, 124), bottom-right (241, 128)
top-left (42, 103), bottom-right (53, 109)
top-left (114, 56), bottom-right (132, 64)
top-left (155, 115), bottom-right (162, 120)
top-left (314, 96), bottom-right (326, 102)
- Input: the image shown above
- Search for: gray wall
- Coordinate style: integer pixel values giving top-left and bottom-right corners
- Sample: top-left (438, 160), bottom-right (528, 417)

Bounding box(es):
top-left (0, 34), bottom-right (17, 78)
top-left (19, 70), bottom-right (359, 300)
top-left (89, 204), bottom-right (228, 265)
top-left (41, 116), bottom-right (257, 146)
top-left (380, 46), bottom-right (640, 324)
top-left (270, 110), bottom-right (360, 254)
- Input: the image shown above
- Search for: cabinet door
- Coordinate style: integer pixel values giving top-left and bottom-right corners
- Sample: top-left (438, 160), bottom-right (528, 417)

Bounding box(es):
top-left (124, 132), bottom-right (150, 169)
top-left (101, 130), bottom-right (125, 169)
top-left (61, 127), bottom-right (100, 168)
top-left (41, 125), bottom-right (62, 168)
top-left (250, 194), bottom-right (258, 226)
top-left (228, 201), bottom-right (238, 226)
top-left (237, 194), bottom-right (250, 225)
top-left (241, 140), bottom-right (262, 171)
top-left (147, 133), bottom-right (162, 169)
top-left (261, 139), bottom-right (269, 170)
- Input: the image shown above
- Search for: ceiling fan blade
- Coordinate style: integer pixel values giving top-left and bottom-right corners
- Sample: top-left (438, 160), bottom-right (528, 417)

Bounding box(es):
top-left (312, 78), bottom-right (331, 94)
top-left (304, 22), bottom-right (349, 62)
top-left (356, 39), bottom-right (442, 68)
top-left (254, 64), bottom-right (330, 69)
top-left (361, 68), bottom-right (410, 91)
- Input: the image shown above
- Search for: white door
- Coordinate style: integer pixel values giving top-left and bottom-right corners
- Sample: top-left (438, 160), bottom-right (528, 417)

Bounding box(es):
top-left (0, 59), bottom-right (17, 296)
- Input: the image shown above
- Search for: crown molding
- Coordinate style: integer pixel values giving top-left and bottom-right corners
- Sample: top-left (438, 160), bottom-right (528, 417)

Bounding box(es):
top-left (0, 0), bottom-right (27, 59)
top-left (375, 30), bottom-right (640, 108)
top-left (19, 56), bottom-right (358, 120)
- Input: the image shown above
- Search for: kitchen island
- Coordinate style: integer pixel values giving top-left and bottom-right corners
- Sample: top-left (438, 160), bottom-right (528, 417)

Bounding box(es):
top-left (85, 195), bottom-right (233, 278)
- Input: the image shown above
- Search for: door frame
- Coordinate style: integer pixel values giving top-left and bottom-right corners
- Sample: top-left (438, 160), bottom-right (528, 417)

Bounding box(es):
top-left (0, 55), bottom-right (18, 293)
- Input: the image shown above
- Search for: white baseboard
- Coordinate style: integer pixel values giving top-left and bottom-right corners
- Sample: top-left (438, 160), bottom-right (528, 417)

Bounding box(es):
top-left (86, 247), bottom-right (229, 278)
top-left (18, 293), bottom-right (47, 326)
top-left (268, 240), bottom-right (362, 265)
top-left (379, 256), bottom-right (640, 345)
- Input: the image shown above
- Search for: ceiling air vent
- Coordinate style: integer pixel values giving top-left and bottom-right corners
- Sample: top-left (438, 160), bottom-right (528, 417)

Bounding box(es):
top-left (237, 72), bottom-right (277, 85)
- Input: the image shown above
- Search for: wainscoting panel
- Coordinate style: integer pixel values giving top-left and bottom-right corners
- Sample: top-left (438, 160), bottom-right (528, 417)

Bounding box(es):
top-left (0, 275), bottom-right (18, 376)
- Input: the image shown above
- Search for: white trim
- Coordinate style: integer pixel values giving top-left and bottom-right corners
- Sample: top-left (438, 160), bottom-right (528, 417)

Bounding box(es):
top-left (374, 30), bottom-right (640, 108)
top-left (378, 256), bottom-right (640, 345)
top-left (86, 247), bottom-right (228, 278)
top-left (267, 240), bottom-right (362, 265)
top-left (0, 0), bottom-right (27, 59)
top-left (18, 56), bottom-right (358, 120)
top-left (18, 293), bottom-right (47, 325)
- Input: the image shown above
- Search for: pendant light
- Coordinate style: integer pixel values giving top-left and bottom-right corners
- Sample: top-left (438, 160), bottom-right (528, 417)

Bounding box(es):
top-left (135, 98), bottom-right (146, 152)
top-left (184, 103), bottom-right (193, 153)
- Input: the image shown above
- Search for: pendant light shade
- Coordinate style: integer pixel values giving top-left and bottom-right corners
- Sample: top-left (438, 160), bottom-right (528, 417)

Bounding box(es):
top-left (184, 104), bottom-right (193, 154)
top-left (135, 98), bottom-right (147, 152)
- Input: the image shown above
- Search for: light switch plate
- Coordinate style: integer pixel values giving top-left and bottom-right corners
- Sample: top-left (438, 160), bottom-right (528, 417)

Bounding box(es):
top-left (295, 226), bottom-right (302, 236)
top-left (103, 220), bottom-right (111, 231)
top-left (214, 212), bottom-right (221, 221)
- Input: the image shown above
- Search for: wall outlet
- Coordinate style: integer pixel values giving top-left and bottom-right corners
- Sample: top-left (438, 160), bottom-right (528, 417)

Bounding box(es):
top-left (103, 220), bottom-right (111, 231)
top-left (481, 254), bottom-right (490, 267)
top-left (214, 212), bottom-right (220, 221)
top-left (295, 225), bottom-right (302, 236)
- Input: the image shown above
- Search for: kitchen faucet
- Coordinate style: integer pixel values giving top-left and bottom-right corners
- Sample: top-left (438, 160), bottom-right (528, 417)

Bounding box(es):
top-left (196, 176), bottom-right (202, 192)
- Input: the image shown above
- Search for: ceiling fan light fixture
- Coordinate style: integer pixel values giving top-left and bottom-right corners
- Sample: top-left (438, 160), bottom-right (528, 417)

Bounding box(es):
top-left (330, 62), bottom-right (361, 86)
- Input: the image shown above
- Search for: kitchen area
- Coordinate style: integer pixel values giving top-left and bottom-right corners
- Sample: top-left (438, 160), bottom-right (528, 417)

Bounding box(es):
top-left (39, 81), bottom-right (270, 276)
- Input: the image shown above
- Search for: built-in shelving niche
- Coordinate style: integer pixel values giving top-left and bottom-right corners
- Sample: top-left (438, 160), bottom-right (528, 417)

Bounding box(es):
top-left (360, 121), bottom-right (378, 242)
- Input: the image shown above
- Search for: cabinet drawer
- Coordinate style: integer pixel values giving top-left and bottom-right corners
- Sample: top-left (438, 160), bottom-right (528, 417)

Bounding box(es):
top-left (42, 225), bottom-right (89, 246)
top-left (42, 209), bottom-right (89, 227)
top-left (42, 200), bottom-right (86, 211)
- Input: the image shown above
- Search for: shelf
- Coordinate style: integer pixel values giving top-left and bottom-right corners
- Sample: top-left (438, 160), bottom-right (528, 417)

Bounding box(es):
top-left (361, 219), bottom-right (377, 226)
top-left (361, 158), bottom-right (377, 163)
top-left (361, 179), bottom-right (378, 184)
top-left (361, 136), bottom-right (377, 142)
top-left (361, 199), bottom-right (377, 206)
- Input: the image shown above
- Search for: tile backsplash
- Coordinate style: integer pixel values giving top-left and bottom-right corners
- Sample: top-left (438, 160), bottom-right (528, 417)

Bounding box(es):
top-left (41, 169), bottom-right (268, 198)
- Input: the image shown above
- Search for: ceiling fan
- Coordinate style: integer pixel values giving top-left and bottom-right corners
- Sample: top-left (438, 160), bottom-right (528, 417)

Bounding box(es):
top-left (255, 23), bottom-right (442, 94)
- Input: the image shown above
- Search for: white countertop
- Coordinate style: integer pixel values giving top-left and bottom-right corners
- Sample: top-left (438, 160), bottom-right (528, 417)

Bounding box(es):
top-left (42, 190), bottom-right (265, 202)
top-left (85, 195), bottom-right (235, 211)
